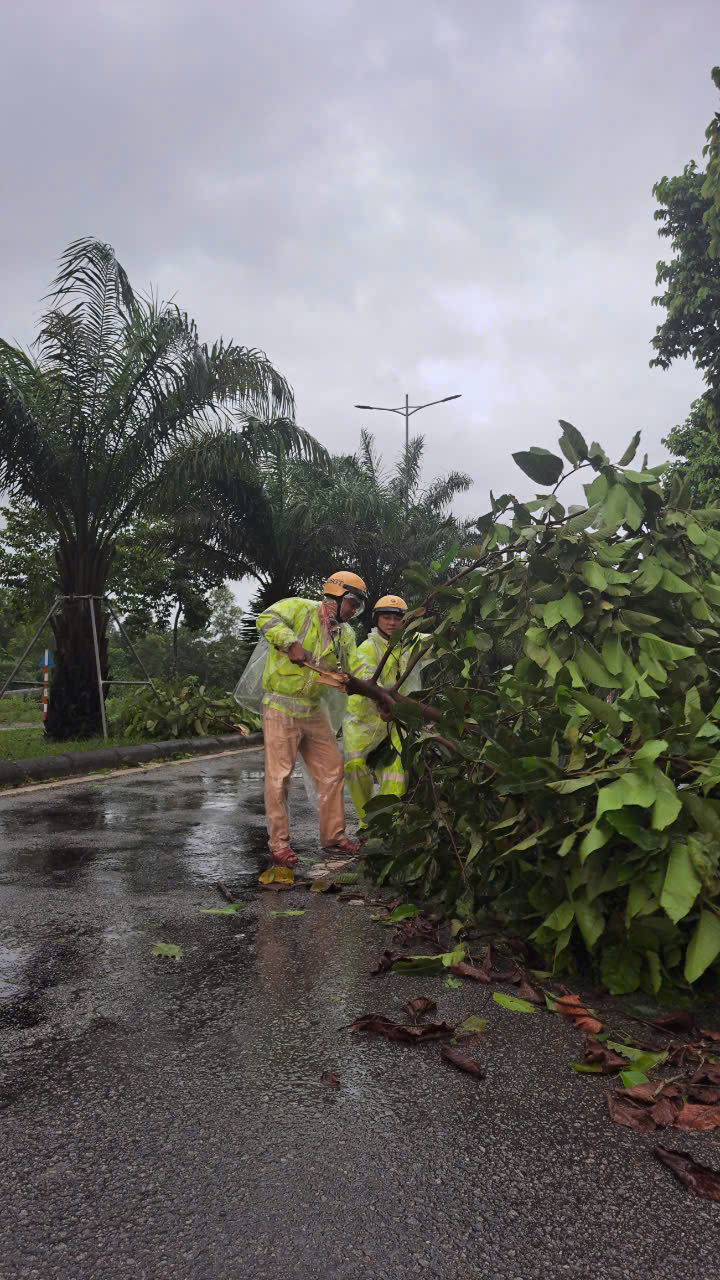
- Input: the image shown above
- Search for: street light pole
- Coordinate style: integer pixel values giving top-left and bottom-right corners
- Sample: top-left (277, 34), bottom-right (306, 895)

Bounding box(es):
top-left (354, 393), bottom-right (461, 521)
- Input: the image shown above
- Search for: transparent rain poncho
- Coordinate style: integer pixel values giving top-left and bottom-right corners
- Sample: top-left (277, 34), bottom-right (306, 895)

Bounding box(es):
top-left (234, 637), bottom-right (349, 804)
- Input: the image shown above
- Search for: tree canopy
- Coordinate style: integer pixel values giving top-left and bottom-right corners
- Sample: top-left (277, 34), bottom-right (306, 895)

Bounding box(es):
top-left (360, 422), bottom-right (720, 995)
top-left (0, 237), bottom-right (312, 737)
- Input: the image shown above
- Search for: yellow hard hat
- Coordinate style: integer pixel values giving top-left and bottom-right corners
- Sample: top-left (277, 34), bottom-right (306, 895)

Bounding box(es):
top-left (373, 595), bottom-right (407, 613)
top-left (323, 570), bottom-right (367, 599)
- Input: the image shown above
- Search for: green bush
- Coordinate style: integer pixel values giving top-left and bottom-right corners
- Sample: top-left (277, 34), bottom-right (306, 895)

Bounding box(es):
top-left (365, 424), bottom-right (720, 996)
top-left (107, 678), bottom-right (260, 741)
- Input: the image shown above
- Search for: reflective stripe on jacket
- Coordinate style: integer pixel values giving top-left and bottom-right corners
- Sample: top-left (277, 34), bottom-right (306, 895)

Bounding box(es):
top-left (256, 597), bottom-right (358, 718)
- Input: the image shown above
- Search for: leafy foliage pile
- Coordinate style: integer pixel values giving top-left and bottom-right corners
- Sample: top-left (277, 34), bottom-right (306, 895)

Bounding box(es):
top-left (108, 678), bottom-right (259, 741)
top-left (365, 424), bottom-right (720, 995)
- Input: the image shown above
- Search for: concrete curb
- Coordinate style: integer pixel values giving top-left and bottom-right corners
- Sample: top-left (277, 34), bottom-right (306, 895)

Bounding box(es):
top-left (0, 731), bottom-right (263, 789)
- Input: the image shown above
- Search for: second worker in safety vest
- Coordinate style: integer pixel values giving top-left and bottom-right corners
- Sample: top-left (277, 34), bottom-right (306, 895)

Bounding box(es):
top-left (343, 595), bottom-right (410, 828)
top-left (256, 571), bottom-right (367, 868)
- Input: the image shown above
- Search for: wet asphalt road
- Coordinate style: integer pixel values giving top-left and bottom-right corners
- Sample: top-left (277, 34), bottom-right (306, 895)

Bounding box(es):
top-left (1, 749), bottom-right (719, 1280)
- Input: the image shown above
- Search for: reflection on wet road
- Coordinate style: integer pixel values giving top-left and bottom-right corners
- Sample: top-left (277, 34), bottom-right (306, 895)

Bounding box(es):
top-left (1, 749), bottom-right (719, 1280)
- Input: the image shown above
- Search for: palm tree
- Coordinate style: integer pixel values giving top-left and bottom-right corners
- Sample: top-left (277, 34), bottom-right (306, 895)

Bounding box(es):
top-left (0, 237), bottom-right (317, 739)
top-left (316, 430), bottom-right (473, 608)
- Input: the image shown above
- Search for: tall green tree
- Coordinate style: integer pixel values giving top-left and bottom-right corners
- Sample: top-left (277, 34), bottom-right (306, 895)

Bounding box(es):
top-left (0, 237), bottom-right (317, 739)
top-left (653, 67), bottom-right (720, 498)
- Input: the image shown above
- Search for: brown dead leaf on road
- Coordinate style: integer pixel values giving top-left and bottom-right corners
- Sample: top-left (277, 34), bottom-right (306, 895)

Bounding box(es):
top-left (618, 1081), bottom-right (664, 1103)
top-left (449, 961), bottom-right (490, 984)
top-left (573, 1015), bottom-right (604, 1034)
top-left (454, 1030), bottom-right (484, 1047)
top-left (554, 992), bottom-right (604, 1035)
top-left (655, 1145), bottom-right (720, 1202)
top-left (371, 950), bottom-right (398, 976)
top-left (673, 1103), bottom-right (720, 1131)
top-left (513, 979), bottom-right (544, 1005)
top-left (687, 1084), bottom-right (720, 1104)
top-left (648, 1010), bottom-right (694, 1035)
top-left (349, 1013), bottom-right (455, 1044)
top-left (554, 993), bottom-right (585, 1011)
top-left (691, 1063), bottom-right (720, 1086)
top-left (699, 1027), bottom-right (720, 1042)
top-left (583, 1038), bottom-right (628, 1072)
top-left (649, 1096), bottom-right (681, 1128)
top-left (441, 1044), bottom-right (485, 1079)
top-left (606, 1093), bottom-right (659, 1132)
top-left (320, 1071), bottom-right (340, 1087)
top-left (403, 997), bottom-right (438, 1021)
top-left (310, 879), bottom-right (340, 894)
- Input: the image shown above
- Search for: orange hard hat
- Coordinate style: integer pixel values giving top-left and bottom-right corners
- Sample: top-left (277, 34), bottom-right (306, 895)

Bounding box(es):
top-left (373, 595), bottom-right (407, 613)
top-left (323, 570), bottom-right (367, 599)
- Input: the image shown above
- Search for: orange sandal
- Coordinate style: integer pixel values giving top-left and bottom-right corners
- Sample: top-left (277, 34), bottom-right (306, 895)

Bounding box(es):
top-left (322, 837), bottom-right (361, 855)
top-left (272, 847), bottom-right (298, 868)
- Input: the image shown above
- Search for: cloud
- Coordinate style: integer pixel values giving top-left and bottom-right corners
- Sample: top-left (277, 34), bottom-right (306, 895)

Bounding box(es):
top-left (0, 0), bottom-right (714, 538)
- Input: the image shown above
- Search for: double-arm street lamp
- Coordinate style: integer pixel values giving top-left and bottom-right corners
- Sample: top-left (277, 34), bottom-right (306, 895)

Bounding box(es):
top-left (354, 393), bottom-right (462, 518)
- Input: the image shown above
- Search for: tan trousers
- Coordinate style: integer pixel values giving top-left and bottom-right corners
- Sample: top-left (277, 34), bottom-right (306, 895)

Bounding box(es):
top-left (263, 708), bottom-right (346, 852)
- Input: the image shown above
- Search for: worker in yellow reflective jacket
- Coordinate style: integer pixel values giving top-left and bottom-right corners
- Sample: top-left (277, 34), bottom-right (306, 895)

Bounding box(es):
top-left (343, 595), bottom-right (410, 827)
top-left (256, 571), bottom-right (366, 867)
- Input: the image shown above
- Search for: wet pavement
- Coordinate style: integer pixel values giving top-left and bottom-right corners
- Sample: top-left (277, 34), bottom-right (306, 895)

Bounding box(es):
top-left (1, 750), bottom-right (719, 1279)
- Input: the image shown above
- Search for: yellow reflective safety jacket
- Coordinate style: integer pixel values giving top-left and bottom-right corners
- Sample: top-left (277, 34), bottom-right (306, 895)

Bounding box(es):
top-left (256, 597), bottom-right (358, 718)
top-left (346, 628), bottom-right (405, 723)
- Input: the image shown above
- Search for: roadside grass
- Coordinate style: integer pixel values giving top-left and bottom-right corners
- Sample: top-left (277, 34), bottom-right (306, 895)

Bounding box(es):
top-left (0, 696), bottom-right (43, 725)
top-left (0, 728), bottom-right (149, 761)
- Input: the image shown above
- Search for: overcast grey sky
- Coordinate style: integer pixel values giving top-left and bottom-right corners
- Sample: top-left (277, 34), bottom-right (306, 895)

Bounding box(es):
top-left (1, 0), bottom-right (716, 542)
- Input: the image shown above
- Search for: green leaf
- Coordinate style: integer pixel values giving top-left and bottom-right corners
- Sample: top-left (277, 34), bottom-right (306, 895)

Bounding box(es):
top-left (199, 904), bottom-right (245, 915)
top-left (600, 945), bottom-right (643, 994)
top-left (619, 1069), bottom-right (650, 1088)
top-left (581, 560), bottom-right (608, 590)
top-left (391, 947), bottom-right (464, 974)
top-left (601, 634), bottom-right (623, 675)
top-left (651, 770), bottom-right (682, 831)
top-left (269, 909), bottom-right (306, 918)
top-left (579, 823), bottom-right (611, 861)
top-left (639, 634), bottom-right (695, 663)
top-left (685, 910), bottom-right (720, 983)
top-left (646, 950), bottom-right (662, 995)
top-left (575, 642), bottom-right (620, 688)
top-left (596, 772), bottom-right (656, 821)
top-left (606, 1042), bottom-right (668, 1071)
top-left (458, 1015), bottom-right (488, 1032)
top-left (152, 942), bottom-right (183, 961)
top-left (540, 900), bottom-right (575, 932)
top-left (570, 1062), bottom-right (604, 1073)
top-left (389, 904), bottom-right (421, 921)
top-left (687, 520), bottom-right (707, 546)
top-left (512, 448), bottom-right (564, 486)
top-left (600, 483), bottom-right (628, 531)
top-left (636, 556), bottom-right (663, 591)
top-left (660, 843), bottom-right (702, 923)
top-left (633, 739), bottom-right (667, 763)
top-left (444, 976), bottom-right (463, 989)
top-left (564, 504), bottom-right (602, 533)
top-left (617, 431), bottom-right (641, 466)
top-left (570, 688), bottom-right (623, 734)
top-left (661, 568), bottom-right (696, 594)
top-left (558, 420), bottom-right (589, 463)
top-left (575, 897), bottom-right (604, 951)
top-left (543, 591), bottom-right (584, 629)
top-left (493, 992), bottom-right (538, 1013)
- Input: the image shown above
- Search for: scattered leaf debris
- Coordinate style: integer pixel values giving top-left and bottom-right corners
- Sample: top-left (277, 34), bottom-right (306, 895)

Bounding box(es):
top-left (655, 1145), bottom-right (720, 1202)
top-left (349, 1013), bottom-right (455, 1044)
top-left (151, 942), bottom-right (183, 962)
top-left (440, 1044), bottom-right (485, 1079)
